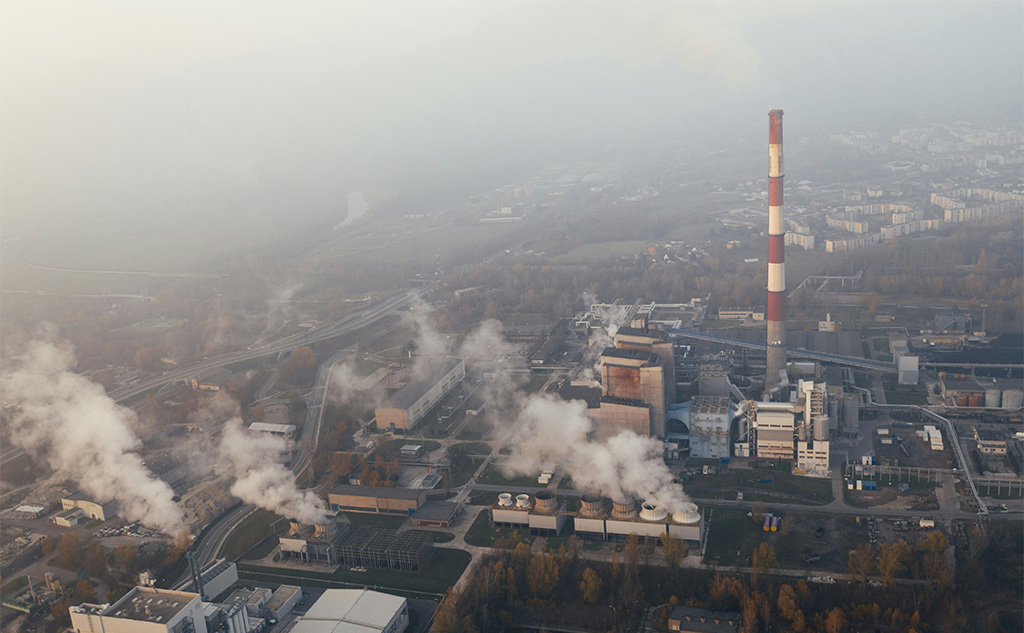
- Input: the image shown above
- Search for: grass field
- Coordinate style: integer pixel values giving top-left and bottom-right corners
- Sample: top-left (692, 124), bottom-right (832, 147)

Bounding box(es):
top-left (702, 508), bottom-right (751, 565)
top-left (220, 509), bottom-right (286, 560)
top-left (682, 468), bottom-right (833, 505)
top-left (477, 464), bottom-right (544, 487)
top-left (237, 548), bottom-right (471, 597)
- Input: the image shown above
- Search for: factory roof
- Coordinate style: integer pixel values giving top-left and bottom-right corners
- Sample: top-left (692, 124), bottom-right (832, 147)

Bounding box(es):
top-left (600, 347), bottom-right (658, 363)
top-left (247, 422), bottom-right (296, 434)
top-left (668, 607), bottom-right (741, 632)
top-left (600, 395), bottom-right (650, 408)
top-left (329, 484), bottom-right (425, 500)
top-left (615, 326), bottom-right (668, 340)
top-left (295, 589), bottom-right (405, 633)
top-left (64, 490), bottom-right (97, 502)
top-left (975, 428), bottom-right (1005, 442)
top-left (559, 383), bottom-right (603, 408)
top-left (84, 587), bottom-right (198, 623)
top-left (380, 358), bottom-right (463, 410)
top-left (691, 396), bottom-right (731, 415)
top-left (265, 586), bottom-right (301, 613)
top-left (412, 501), bottom-right (461, 522)
top-left (172, 559), bottom-right (234, 594)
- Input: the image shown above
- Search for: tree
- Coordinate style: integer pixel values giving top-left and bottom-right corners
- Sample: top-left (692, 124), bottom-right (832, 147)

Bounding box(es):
top-left (751, 543), bottom-right (777, 582)
top-left (527, 553), bottom-right (559, 597)
top-left (580, 567), bottom-right (603, 604)
top-left (847, 543), bottom-right (875, 585)
top-left (433, 589), bottom-right (461, 633)
top-left (918, 531), bottom-right (951, 586)
top-left (75, 579), bottom-right (95, 602)
top-left (876, 540), bottom-right (911, 587)
top-left (660, 533), bottom-right (685, 570)
top-left (825, 608), bottom-right (848, 633)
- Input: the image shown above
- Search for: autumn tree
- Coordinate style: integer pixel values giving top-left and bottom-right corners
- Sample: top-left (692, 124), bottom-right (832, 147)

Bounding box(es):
top-left (876, 540), bottom-right (911, 587)
top-left (75, 579), bottom-right (95, 602)
top-left (847, 543), bottom-right (876, 585)
top-left (660, 533), bottom-right (686, 570)
top-left (918, 530), bottom-right (951, 586)
top-left (825, 608), bottom-right (849, 633)
top-left (580, 567), bottom-right (603, 604)
top-left (527, 553), bottom-right (560, 597)
top-left (751, 543), bottom-right (777, 582)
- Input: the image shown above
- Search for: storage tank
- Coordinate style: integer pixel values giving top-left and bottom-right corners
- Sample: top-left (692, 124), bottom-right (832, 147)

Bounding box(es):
top-left (985, 389), bottom-right (1001, 408)
top-left (956, 393), bottom-right (969, 407)
top-left (770, 516), bottom-right (779, 532)
top-left (639, 502), bottom-right (668, 522)
top-left (841, 393), bottom-right (860, 438)
top-left (828, 399), bottom-right (840, 423)
top-left (762, 514), bottom-right (771, 531)
top-left (969, 393), bottom-right (983, 408)
top-left (534, 490), bottom-right (558, 513)
top-left (579, 493), bottom-right (605, 517)
top-left (1002, 389), bottom-right (1024, 409)
top-left (515, 494), bottom-right (532, 509)
top-left (813, 414), bottom-right (829, 442)
top-left (497, 493), bottom-right (513, 507)
top-left (610, 498), bottom-right (638, 520)
top-left (671, 503), bottom-right (700, 525)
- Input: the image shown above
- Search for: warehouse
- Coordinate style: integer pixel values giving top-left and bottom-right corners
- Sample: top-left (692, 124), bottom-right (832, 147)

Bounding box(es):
top-left (328, 485), bottom-right (425, 515)
top-left (374, 358), bottom-right (465, 431)
top-left (289, 589), bottom-right (408, 633)
top-left (411, 500), bottom-right (462, 527)
top-left (61, 490), bottom-right (115, 522)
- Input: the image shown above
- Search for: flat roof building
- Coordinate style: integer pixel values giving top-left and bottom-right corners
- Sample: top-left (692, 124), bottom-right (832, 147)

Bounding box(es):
top-left (374, 359), bottom-right (465, 431)
top-left (61, 490), bottom-right (116, 522)
top-left (288, 589), bottom-right (408, 633)
top-left (328, 485), bottom-right (425, 516)
top-left (70, 587), bottom-right (207, 633)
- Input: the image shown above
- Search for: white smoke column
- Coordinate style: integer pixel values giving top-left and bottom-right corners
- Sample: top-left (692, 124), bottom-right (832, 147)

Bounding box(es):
top-left (405, 301), bottom-right (453, 379)
top-left (217, 420), bottom-right (327, 523)
top-left (1, 340), bottom-right (185, 534)
top-left (503, 394), bottom-right (690, 512)
top-left (457, 318), bottom-right (524, 411)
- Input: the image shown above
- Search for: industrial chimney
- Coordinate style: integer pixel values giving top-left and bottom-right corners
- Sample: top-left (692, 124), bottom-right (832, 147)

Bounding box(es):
top-left (766, 109), bottom-right (787, 390)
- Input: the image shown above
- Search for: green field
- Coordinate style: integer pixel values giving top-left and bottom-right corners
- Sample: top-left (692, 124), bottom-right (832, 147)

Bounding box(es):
top-left (702, 508), bottom-right (752, 565)
top-left (220, 509), bottom-right (286, 560)
top-left (682, 468), bottom-right (833, 505)
top-left (477, 464), bottom-right (544, 487)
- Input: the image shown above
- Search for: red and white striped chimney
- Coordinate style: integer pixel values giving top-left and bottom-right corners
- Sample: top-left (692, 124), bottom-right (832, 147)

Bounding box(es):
top-left (766, 109), bottom-right (787, 389)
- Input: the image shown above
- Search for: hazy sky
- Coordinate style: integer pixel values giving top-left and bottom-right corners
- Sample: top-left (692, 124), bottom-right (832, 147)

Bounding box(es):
top-left (1, 1), bottom-right (1021, 262)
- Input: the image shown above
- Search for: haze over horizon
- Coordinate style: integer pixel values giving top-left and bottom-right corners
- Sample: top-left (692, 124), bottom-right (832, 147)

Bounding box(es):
top-left (1, 1), bottom-right (1021, 269)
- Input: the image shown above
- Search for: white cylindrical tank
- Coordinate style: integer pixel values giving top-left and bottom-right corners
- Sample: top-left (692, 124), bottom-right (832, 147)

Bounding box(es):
top-left (671, 502), bottom-right (700, 525)
top-left (985, 389), bottom-right (1001, 408)
top-left (497, 493), bottom-right (513, 507)
top-left (1002, 389), bottom-right (1023, 409)
top-left (515, 494), bottom-right (532, 509)
top-left (639, 502), bottom-right (668, 522)
top-left (814, 414), bottom-right (829, 441)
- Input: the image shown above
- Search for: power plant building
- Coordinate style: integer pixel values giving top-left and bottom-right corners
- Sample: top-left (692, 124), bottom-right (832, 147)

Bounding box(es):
top-left (278, 518), bottom-right (348, 565)
top-left (573, 496), bottom-right (705, 546)
top-left (61, 490), bottom-right (115, 522)
top-left (70, 587), bottom-right (208, 633)
top-left (598, 346), bottom-right (670, 437)
top-left (328, 484), bottom-right (426, 515)
top-left (374, 358), bottom-right (465, 431)
top-left (290, 589), bottom-right (409, 633)
top-left (743, 380), bottom-right (831, 475)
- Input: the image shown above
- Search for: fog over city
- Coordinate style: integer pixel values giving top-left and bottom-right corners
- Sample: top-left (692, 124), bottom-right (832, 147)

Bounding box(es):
top-left (2, 2), bottom-right (1020, 269)
top-left (1, 2), bottom-right (1022, 630)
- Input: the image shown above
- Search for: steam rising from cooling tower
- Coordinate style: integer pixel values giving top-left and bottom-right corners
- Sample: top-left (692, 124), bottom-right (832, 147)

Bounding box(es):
top-left (1, 339), bottom-right (185, 535)
top-left (217, 420), bottom-right (327, 524)
top-left (502, 394), bottom-right (690, 513)
top-left (765, 108), bottom-right (787, 390)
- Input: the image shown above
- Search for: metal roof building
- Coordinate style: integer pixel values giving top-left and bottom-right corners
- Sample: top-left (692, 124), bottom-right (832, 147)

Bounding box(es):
top-left (288, 589), bottom-right (408, 633)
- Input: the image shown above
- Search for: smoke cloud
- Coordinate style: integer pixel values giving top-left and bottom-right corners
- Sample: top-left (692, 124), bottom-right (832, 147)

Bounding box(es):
top-left (1, 339), bottom-right (185, 534)
top-left (502, 394), bottom-right (690, 513)
top-left (217, 419), bottom-right (327, 524)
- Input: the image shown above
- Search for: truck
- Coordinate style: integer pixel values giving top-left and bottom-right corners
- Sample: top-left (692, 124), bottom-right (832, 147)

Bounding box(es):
top-left (919, 518), bottom-right (935, 529)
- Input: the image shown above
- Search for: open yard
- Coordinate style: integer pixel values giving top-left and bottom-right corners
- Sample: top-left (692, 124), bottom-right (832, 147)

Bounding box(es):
top-left (463, 508), bottom-right (536, 548)
top-left (681, 466), bottom-right (833, 505)
top-left (477, 463), bottom-right (545, 488)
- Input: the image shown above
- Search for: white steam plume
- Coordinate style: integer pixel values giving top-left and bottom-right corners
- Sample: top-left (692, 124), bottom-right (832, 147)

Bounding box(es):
top-left (217, 419), bottom-right (327, 524)
top-left (502, 394), bottom-right (690, 512)
top-left (1, 340), bottom-right (185, 534)
top-left (457, 318), bottom-right (524, 410)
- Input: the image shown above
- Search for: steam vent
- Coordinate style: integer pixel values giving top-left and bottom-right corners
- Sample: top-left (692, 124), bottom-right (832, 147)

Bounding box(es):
top-left (573, 495), bottom-right (705, 546)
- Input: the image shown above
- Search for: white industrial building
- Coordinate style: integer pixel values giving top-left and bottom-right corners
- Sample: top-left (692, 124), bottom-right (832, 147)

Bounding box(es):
top-left (173, 559), bottom-right (238, 601)
top-left (573, 496), bottom-right (704, 546)
top-left (288, 589), bottom-right (408, 633)
top-left (665, 397), bottom-right (733, 460)
top-left (70, 587), bottom-right (208, 633)
top-left (739, 380), bottom-right (832, 475)
top-left (490, 491), bottom-right (568, 536)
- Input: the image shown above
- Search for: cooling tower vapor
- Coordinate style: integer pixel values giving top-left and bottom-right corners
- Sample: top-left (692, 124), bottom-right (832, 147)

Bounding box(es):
top-left (1, 340), bottom-right (185, 534)
top-left (503, 394), bottom-right (690, 512)
top-left (217, 420), bottom-right (327, 524)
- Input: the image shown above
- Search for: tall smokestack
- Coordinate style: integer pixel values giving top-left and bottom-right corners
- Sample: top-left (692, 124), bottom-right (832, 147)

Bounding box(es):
top-left (766, 109), bottom-right (787, 389)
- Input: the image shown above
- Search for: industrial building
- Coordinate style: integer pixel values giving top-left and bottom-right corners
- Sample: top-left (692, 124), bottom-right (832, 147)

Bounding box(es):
top-left (490, 490), bottom-right (568, 536)
top-left (289, 589), bottom-right (408, 633)
top-left (597, 346), bottom-right (671, 437)
top-left (328, 484), bottom-right (426, 515)
top-left (61, 490), bottom-right (115, 522)
top-left (668, 607), bottom-right (741, 632)
top-left (245, 423), bottom-right (296, 439)
top-left (973, 427), bottom-right (1007, 455)
top-left (334, 526), bottom-right (433, 572)
top-left (737, 380), bottom-right (832, 474)
top-left (939, 375), bottom-right (1022, 409)
top-left (374, 358), bottom-right (465, 431)
top-left (172, 559), bottom-right (238, 601)
top-left (278, 518), bottom-right (348, 565)
top-left (573, 496), bottom-right (704, 546)
top-left (411, 500), bottom-right (462, 527)
top-left (889, 334), bottom-right (919, 385)
top-left (264, 586), bottom-right (302, 621)
top-left (70, 587), bottom-right (208, 633)
top-left (665, 397), bottom-right (733, 460)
